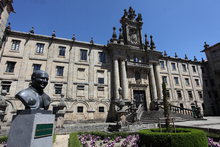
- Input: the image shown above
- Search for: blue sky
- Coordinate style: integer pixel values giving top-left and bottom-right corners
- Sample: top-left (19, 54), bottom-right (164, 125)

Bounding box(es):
top-left (9, 0), bottom-right (220, 60)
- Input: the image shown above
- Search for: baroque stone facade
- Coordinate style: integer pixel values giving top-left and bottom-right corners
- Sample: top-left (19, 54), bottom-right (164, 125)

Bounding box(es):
top-left (0, 7), bottom-right (217, 124)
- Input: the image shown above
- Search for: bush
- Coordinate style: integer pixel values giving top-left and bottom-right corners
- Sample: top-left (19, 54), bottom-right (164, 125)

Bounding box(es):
top-left (0, 136), bottom-right (7, 144)
top-left (138, 128), bottom-right (208, 147)
top-left (68, 132), bottom-right (82, 147)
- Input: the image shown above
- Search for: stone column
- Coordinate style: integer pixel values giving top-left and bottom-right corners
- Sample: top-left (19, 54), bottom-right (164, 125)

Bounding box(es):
top-left (154, 64), bottom-right (162, 99)
top-left (114, 58), bottom-right (120, 99)
top-left (149, 64), bottom-right (158, 101)
top-left (120, 59), bottom-right (128, 99)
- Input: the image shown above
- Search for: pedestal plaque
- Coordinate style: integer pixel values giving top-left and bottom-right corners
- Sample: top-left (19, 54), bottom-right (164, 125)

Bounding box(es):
top-left (7, 110), bottom-right (55, 147)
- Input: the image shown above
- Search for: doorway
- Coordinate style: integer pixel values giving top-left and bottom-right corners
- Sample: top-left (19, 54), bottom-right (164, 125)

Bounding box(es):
top-left (133, 90), bottom-right (147, 110)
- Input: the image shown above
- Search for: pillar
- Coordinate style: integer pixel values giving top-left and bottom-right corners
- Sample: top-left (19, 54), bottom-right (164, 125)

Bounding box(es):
top-left (149, 64), bottom-right (158, 101)
top-left (113, 59), bottom-right (120, 99)
top-left (154, 64), bottom-right (162, 99)
top-left (120, 59), bottom-right (128, 99)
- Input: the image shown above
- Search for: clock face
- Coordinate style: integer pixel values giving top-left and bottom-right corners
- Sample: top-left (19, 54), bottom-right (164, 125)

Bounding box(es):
top-left (129, 28), bottom-right (138, 45)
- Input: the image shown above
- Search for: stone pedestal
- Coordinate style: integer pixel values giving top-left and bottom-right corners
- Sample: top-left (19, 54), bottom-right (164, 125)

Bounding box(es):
top-left (7, 110), bottom-right (55, 147)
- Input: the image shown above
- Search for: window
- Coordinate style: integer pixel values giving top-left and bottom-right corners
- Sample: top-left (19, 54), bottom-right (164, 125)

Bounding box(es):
top-left (99, 106), bottom-right (104, 112)
top-left (185, 78), bottom-right (190, 86)
top-left (198, 91), bottom-right (203, 99)
top-left (77, 106), bottom-right (83, 113)
top-left (56, 66), bottom-right (64, 76)
top-left (33, 64), bottom-right (41, 72)
top-left (174, 77), bottom-right (179, 85)
top-left (11, 40), bottom-right (20, 51)
top-left (59, 46), bottom-right (66, 56)
top-left (162, 76), bottom-right (167, 84)
top-left (36, 43), bottom-right (44, 54)
top-left (182, 64), bottom-right (187, 72)
top-left (5, 61), bottom-right (16, 73)
top-left (98, 78), bottom-right (104, 84)
top-left (54, 84), bottom-right (62, 94)
top-left (188, 91), bottom-right (193, 99)
top-left (99, 52), bottom-right (106, 63)
top-left (192, 66), bottom-right (196, 73)
top-left (160, 61), bottom-right (165, 69)
top-left (171, 63), bottom-right (176, 71)
top-left (166, 90), bottom-right (170, 99)
top-left (97, 86), bottom-right (104, 91)
top-left (177, 90), bottom-right (182, 99)
top-left (1, 81), bottom-right (12, 93)
top-left (77, 85), bottom-right (85, 90)
top-left (195, 79), bottom-right (200, 86)
top-left (80, 49), bottom-right (87, 61)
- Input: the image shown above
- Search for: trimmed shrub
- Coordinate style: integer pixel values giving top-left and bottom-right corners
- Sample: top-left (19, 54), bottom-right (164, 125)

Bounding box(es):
top-left (0, 136), bottom-right (7, 144)
top-left (138, 128), bottom-right (208, 147)
top-left (69, 132), bottom-right (82, 147)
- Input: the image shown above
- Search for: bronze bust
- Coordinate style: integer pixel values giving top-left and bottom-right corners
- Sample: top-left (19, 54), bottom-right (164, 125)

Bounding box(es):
top-left (15, 70), bottom-right (51, 110)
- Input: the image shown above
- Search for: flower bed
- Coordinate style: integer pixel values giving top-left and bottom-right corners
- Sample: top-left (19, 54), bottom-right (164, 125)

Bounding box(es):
top-left (208, 137), bottom-right (220, 147)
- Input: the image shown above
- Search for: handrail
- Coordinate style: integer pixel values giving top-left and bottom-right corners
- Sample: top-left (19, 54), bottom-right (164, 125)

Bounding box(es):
top-left (159, 104), bottom-right (194, 116)
top-left (136, 104), bottom-right (144, 120)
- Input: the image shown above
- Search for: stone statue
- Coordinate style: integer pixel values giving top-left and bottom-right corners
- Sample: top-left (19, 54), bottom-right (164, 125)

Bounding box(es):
top-left (15, 70), bottom-right (51, 110)
top-left (0, 90), bottom-right (8, 107)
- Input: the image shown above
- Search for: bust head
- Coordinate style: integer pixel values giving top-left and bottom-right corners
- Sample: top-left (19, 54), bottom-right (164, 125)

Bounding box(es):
top-left (31, 70), bottom-right (49, 90)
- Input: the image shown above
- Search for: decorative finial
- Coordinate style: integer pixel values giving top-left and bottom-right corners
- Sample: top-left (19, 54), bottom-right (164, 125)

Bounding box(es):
top-left (204, 42), bottom-right (209, 49)
top-left (164, 50), bottom-right (167, 56)
top-left (128, 7), bottom-right (136, 20)
top-left (29, 27), bottom-right (34, 34)
top-left (52, 30), bottom-right (56, 37)
top-left (136, 13), bottom-right (142, 22)
top-left (174, 52), bottom-right (178, 58)
top-left (72, 34), bottom-right (76, 41)
top-left (90, 37), bottom-right (94, 44)
top-left (144, 34), bottom-right (150, 50)
top-left (123, 9), bottom-right (128, 18)
top-left (185, 54), bottom-right (188, 60)
top-left (194, 56), bottom-right (197, 61)
top-left (150, 35), bottom-right (156, 50)
top-left (6, 22), bottom-right (11, 31)
top-left (118, 28), bottom-right (124, 42)
top-left (201, 57), bottom-right (205, 62)
top-left (112, 27), bottom-right (117, 39)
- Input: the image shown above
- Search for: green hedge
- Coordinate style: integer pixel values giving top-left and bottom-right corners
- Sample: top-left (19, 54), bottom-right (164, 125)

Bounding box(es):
top-left (0, 136), bottom-right (7, 144)
top-left (138, 128), bottom-right (208, 147)
top-left (69, 132), bottom-right (82, 147)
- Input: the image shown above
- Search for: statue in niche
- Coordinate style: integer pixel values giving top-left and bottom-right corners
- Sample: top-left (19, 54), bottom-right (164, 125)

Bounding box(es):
top-left (15, 70), bottom-right (51, 110)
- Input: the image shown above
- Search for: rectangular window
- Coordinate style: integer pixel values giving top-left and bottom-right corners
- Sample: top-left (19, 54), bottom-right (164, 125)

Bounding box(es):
top-left (59, 46), bottom-right (66, 56)
top-left (177, 90), bottom-right (182, 99)
top-left (97, 86), bottom-right (104, 91)
top-left (11, 40), bottom-right (21, 51)
top-left (188, 91), bottom-right (193, 99)
top-left (99, 52), bottom-right (106, 63)
top-left (56, 66), bottom-right (64, 76)
top-left (36, 43), bottom-right (44, 54)
top-left (77, 106), bottom-right (83, 113)
top-left (33, 64), bottom-right (41, 72)
top-left (195, 79), bottom-right (200, 86)
top-left (98, 78), bottom-right (104, 84)
top-left (99, 106), bottom-right (105, 112)
top-left (80, 49), bottom-right (87, 61)
top-left (54, 84), bottom-right (62, 94)
top-left (160, 61), bottom-right (165, 69)
top-left (171, 63), bottom-right (176, 71)
top-left (182, 64), bottom-right (187, 72)
top-left (1, 81), bottom-right (12, 93)
top-left (5, 61), bottom-right (16, 73)
top-left (166, 90), bottom-right (170, 99)
top-left (174, 77), bottom-right (179, 85)
top-left (185, 78), bottom-right (190, 86)
top-left (198, 91), bottom-right (203, 99)
top-left (192, 66), bottom-right (196, 73)
top-left (77, 85), bottom-right (85, 90)
top-left (162, 76), bottom-right (167, 84)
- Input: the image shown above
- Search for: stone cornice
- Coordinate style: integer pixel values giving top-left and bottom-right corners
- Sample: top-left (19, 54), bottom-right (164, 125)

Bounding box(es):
top-left (160, 56), bottom-right (202, 65)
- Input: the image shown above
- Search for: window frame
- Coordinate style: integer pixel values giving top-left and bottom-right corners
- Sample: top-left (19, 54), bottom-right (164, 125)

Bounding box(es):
top-left (56, 66), bottom-right (64, 76)
top-left (77, 106), bottom-right (83, 113)
top-left (54, 84), bottom-right (63, 95)
top-left (98, 52), bottom-right (106, 63)
top-left (11, 40), bottom-right (21, 51)
top-left (36, 43), bottom-right (45, 54)
top-left (5, 61), bottom-right (16, 73)
top-left (80, 49), bottom-right (88, 61)
top-left (58, 46), bottom-right (66, 57)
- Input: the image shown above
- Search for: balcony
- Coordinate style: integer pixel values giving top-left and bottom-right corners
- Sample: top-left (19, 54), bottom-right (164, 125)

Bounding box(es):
top-left (127, 61), bottom-right (150, 69)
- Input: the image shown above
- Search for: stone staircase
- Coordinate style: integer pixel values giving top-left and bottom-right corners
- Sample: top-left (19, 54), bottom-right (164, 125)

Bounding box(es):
top-left (140, 109), bottom-right (195, 124)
